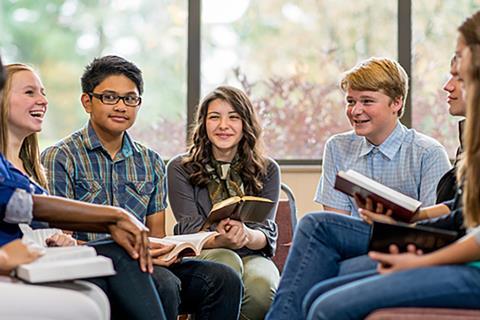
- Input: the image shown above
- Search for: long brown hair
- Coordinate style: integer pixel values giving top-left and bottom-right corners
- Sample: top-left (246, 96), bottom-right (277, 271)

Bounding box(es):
top-left (0, 64), bottom-right (47, 188)
top-left (182, 85), bottom-right (267, 194)
top-left (457, 11), bottom-right (480, 228)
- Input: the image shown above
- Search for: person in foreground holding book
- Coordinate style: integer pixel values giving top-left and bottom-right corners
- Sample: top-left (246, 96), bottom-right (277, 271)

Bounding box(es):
top-left (299, 11), bottom-right (480, 319)
top-left (267, 57), bottom-right (453, 320)
top-left (167, 85), bottom-right (280, 320)
top-left (41, 55), bottom-right (242, 320)
top-left (0, 62), bottom-right (169, 319)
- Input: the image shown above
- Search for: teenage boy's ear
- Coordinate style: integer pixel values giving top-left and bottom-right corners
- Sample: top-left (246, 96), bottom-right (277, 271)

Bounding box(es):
top-left (391, 96), bottom-right (403, 114)
top-left (81, 93), bottom-right (93, 114)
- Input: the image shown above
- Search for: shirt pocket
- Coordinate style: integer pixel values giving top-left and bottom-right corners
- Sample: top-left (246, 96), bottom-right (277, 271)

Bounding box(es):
top-left (74, 179), bottom-right (105, 204)
top-left (124, 181), bottom-right (155, 220)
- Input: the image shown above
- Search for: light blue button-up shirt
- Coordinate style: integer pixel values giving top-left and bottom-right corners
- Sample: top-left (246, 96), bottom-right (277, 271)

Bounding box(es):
top-left (315, 122), bottom-right (451, 216)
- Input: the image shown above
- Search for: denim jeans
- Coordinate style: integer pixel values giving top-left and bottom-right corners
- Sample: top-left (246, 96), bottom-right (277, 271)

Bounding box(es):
top-left (86, 240), bottom-right (167, 320)
top-left (303, 265), bottom-right (480, 320)
top-left (266, 212), bottom-right (374, 320)
top-left (152, 258), bottom-right (243, 320)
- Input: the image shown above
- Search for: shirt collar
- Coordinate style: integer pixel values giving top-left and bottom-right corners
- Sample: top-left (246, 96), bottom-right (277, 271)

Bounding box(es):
top-left (358, 121), bottom-right (405, 160)
top-left (82, 121), bottom-right (139, 158)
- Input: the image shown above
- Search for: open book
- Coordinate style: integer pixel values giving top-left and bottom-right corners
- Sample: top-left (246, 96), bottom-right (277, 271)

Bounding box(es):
top-left (201, 196), bottom-right (274, 230)
top-left (149, 232), bottom-right (218, 261)
top-left (369, 220), bottom-right (458, 253)
top-left (19, 223), bottom-right (63, 247)
top-left (334, 170), bottom-right (422, 222)
top-left (16, 246), bottom-right (116, 283)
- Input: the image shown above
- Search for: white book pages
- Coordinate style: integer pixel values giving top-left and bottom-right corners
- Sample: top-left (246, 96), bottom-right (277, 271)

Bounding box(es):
top-left (341, 170), bottom-right (421, 211)
top-left (19, 224), bottom-right (65, 247)
top-left (33, 246), bottom-right (97, 263)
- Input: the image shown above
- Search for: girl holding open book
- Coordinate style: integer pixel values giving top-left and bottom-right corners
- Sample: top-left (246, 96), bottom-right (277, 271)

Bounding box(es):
top-left (0, 61), bottom-right (167, 319)
top-left (298, 11), bottom-right (480, 320)
top-left (167, 85), bottom-right (280, 320)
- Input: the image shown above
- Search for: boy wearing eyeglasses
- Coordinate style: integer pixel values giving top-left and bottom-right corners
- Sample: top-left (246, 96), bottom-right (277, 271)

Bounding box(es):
top-left (41, 55), bottom-right (242, 320)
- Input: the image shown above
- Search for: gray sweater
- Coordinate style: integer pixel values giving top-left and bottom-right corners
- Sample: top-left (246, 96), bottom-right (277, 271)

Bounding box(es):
top-left (167, 154), bottom-right (280, 257)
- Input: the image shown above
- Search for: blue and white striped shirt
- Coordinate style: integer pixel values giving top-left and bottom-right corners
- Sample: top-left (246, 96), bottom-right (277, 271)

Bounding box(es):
top-left (315, 122), bottom-right (451, 216)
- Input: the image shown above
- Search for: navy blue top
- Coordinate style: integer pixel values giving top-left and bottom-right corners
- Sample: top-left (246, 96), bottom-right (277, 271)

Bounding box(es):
top-left (0, 154), bottom-right (46, 245)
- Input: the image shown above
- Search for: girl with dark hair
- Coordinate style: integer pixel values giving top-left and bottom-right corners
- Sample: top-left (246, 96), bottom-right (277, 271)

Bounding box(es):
top-left (168, 85), bottom-right (280, 320)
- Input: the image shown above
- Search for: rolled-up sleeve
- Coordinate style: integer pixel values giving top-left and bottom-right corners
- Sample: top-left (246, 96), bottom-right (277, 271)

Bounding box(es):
top-left (244, 159), bottom-right (280, 257)
top-left (4, 188), bottom-right (33, 224)
top-left (0, 157), bottom-right (34, 224)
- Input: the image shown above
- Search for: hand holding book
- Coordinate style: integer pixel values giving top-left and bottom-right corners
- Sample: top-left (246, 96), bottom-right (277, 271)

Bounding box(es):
top-left (355, 194), bottom-right (397, 225)
top-left (335, 170), bottom-right (422, 222)
top-left (201, 196), bottom-right (274, 231)
top-left (213, 219), bottom-right (251, 250)
top-left (0, 239), bottom-right (44, 274)
top-left (368, 250), bottom-right (426, 274)
top-left (149, 232), bottom-right (218, 262)
top-left (149, 242), bottom-right (178, 266)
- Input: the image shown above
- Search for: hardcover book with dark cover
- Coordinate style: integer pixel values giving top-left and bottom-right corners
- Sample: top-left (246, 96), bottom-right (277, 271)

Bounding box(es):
top-left (369, 221), bottom-right (458, 253)
top-left (334, 170), bottom-right (422, 222)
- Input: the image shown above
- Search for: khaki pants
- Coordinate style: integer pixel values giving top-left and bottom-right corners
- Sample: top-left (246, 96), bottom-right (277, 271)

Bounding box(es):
top-left (197, 248), bottom-right (280, 320)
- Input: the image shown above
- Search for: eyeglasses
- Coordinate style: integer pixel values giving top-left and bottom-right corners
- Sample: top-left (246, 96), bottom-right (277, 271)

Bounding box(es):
top-left (89, 92), bottom-right (142, 107)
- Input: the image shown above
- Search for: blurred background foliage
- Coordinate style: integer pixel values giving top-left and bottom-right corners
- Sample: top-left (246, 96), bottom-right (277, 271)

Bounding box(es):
top-left (1, 0), bottom-right (478, 159)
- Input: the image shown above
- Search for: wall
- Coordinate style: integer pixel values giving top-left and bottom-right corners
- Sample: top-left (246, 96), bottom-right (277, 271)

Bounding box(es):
top-left (280, 165), bottom-right (324, 218)
top-left (165, 165), bottom-right (323, 235)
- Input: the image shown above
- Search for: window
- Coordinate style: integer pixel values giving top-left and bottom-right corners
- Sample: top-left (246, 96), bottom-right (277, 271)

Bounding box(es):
top-left (0, 0), bottom-right (187, 157)
top-left (412, 0), bottom-right (476, 158)
top-left (202, 0), bottom-right (397, 160)
top-left (1, 0), bottom-right (471, 162)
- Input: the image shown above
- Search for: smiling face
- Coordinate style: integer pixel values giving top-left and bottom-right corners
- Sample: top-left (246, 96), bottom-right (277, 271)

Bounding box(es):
top-left (443, 57), bottom-right (466, 117)
top-left (345, 88), bottom-right (402, 145)
top-left (206, 98), bottom-right (244, 161)
top-left (7, 70), bottom-right (48, 140)
top-left (81, 74), bottom-right (140, 138)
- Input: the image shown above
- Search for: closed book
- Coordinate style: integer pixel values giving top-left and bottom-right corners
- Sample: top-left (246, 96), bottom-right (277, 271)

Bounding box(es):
top-left (16, 246), bottom-right (116, 283)
top-left (334, 170), bottom-right (422, 222)
top-left (369, 220), bottom-right (458, 253)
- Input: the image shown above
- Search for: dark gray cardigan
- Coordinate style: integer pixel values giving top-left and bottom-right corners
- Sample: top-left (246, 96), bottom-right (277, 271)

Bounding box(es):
top-left (166, 154), bottom-right (280, 257)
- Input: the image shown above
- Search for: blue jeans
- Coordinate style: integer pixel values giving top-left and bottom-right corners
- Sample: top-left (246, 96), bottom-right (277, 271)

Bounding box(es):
top-left (152, 258), bottom-right (243, 320)
top-left (266, 212), bottom-right (375, 320)
top-left (86, 240), bottom-right (167, 320)
top-left (303, 266), bottom-right (480, 320)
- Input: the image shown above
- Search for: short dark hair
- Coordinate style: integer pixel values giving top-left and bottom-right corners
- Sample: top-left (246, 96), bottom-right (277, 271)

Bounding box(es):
top-left (81, 55), bottom-right (144, 95)
top-left (0, 56), bottom-right (5, 90)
